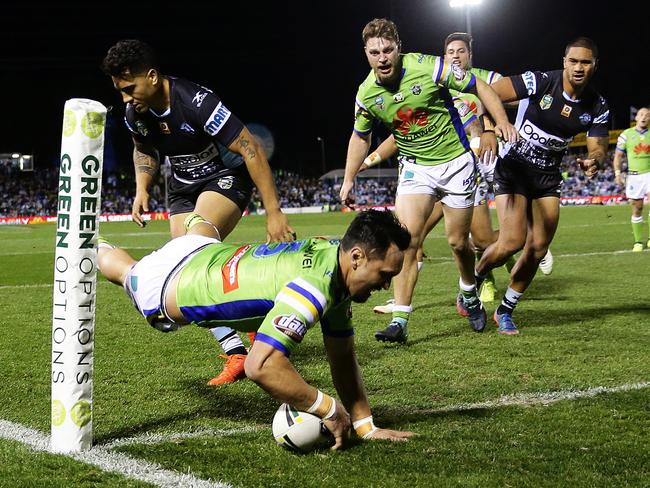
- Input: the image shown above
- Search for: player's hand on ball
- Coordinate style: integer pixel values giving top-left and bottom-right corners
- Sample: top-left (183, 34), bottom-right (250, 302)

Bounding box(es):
top-left (322, 400), bottom-right (351, 451)
top-left (339, 180), bottom-right (356, 208)
top-left (366, 428), bottom-right (417, 442)
top-left (577, 158), bottom-right (599, 178)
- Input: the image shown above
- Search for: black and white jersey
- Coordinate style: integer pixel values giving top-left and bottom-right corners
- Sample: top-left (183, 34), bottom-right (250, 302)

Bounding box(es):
top-left (503, 69), bottom-right (609, 170)
top-left (124, 77), bottom-right (245, 183)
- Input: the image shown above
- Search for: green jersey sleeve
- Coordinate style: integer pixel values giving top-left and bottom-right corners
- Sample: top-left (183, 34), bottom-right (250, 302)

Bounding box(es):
top-left (353, 95), bottom-right (374, 136)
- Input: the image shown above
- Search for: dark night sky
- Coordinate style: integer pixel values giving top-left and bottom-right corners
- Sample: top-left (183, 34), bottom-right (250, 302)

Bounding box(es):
top-left (3, 0), bottom-right (649, 176)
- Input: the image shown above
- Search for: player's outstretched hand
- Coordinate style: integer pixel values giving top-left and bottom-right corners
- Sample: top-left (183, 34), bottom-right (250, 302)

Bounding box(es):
top-left (131, 191), bottom-right (150, 228)
top-left (266, 209), bottom-right (295, 243)
top-left (339, 180), bottom-right (356, 208)
top-left (479, 130), bottom-right (498, 166)
top-left (494, 122), bottom-right (518, 144)
top-left (366, 428), bottom-right (417, 442)
top-left (577, 158), bottom-right (599, 178)
top-left (323, 400), bottom-right (351, 451)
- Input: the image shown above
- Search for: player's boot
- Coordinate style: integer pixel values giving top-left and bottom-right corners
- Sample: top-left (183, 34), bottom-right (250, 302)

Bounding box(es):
top-left (207, 354), bottom-right (247, 386)
top-left (479, 278), bottom-right (497, 303)
top-left (632, 242), bottom-right (644, 252)
top-left (493, 310), bottom-right (519, 335)
top-left (375, 320), bottom-right (408, 343)
top-left (456, 293), bottom-right (487, 332)
top-left (538, 248), bottom-right (554, 275)
top-left (373, 298), bottom-right (395, 314)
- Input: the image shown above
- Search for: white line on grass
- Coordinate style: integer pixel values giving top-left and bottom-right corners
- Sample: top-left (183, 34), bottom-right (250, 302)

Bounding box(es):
top-left (0, 419), bottom-right (235, 488)
top-left (422, 382), bottom-right (650, 414)
top-left (101, 426), bottom-right (260, 449)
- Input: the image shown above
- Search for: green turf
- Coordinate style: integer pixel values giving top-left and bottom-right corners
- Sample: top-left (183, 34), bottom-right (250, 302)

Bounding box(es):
top-left (0, 206), bottom-right (648, 487)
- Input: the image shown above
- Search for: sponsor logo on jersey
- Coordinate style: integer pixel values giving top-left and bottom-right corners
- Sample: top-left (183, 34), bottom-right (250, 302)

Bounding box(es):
top-left (561, 105), bottom-right (572, 117)
top-left (411, 84), bottom-right (422, 95)
top-left (168, 143), bottom-right (219, 167)
top-left (522, 71), bottom-right (536, 96)
top-left (393, 92), bottom-right (404, 102)
top-left (204, 102), bottom-right (232, 135)
top-left (180, 122), bottom-right (195, 134)
top-left (451, 64), bottom-right (467, 81)
top-left (135, 120), bottom-right (148, 137)
top-left (633, 143), bottom-right (650, 155)
top-left (521, 120), bottom-right (569, 150)
top-left (273, 314), bottom-right (307, 342)
top-left (159, 122), bottom-right (171, 134)
top-left (392, 107), bottom-right (428, 136)
top-left (192, 91), bottom-right (209, 107)
top-left (539, 94), bottom-right (553, 110)
top-left (579, 113), bottom-right (592, 125)
top-left (417, 54), bottom-right (425, 64)
top-left (218, 175), bottom-right (234, 190)
top-left (222, 245), bottom-right (251, 293)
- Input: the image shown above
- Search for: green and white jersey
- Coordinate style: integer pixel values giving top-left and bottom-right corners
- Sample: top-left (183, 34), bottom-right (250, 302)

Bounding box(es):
top-left (452, 67), bottom-right (503, 124)
top-left (176, 238), bottom-right (352, 355)
top-left (616, 127), bottom-right (650, 174)
top-left (353, 52), bottom-right (477, 165)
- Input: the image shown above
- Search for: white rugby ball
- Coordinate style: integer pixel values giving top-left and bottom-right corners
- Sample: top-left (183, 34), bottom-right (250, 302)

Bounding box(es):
top-left (272, 403), bottom-right (331, 453)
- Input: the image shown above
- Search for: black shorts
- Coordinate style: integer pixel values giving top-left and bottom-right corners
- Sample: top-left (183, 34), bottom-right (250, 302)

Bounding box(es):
top-left (168, 166), bottom-right (253, 215)
top-left (493, 154), bottom-right (562, 200)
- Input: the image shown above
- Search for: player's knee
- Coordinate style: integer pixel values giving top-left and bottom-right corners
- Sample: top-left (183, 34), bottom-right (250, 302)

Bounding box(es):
top-left (447, 234), bottom-right (470, 254)
top-left (500, 236), bottom-right (525, 256)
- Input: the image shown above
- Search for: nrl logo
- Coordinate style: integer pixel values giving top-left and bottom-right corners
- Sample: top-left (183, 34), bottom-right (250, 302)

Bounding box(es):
top-left (539, 94), bottom-right (553, 110)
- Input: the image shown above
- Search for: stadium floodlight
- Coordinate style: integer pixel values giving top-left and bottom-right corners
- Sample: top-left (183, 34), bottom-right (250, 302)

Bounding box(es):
top-left (11, 153), bottom-right (20, 158)
top-left (449, 0), bottom-right (483, 36)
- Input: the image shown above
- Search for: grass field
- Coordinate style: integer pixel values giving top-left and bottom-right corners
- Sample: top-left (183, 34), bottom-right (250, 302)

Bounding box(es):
top-left (1, 205), bottom-right (649, 487)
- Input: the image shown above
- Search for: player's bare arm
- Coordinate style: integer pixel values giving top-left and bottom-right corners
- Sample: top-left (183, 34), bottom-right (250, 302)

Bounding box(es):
top-left (473, 77), bottom-right (518, 143)
top-left (612, 148), bottom-right (625, 186)
top-left (340, 131), bottom-right (371, 205)
top-left (359, 135), bottom-right (399, 172)
top-left (245, 340), bottom-right (351, 450)
top-left (132, 139), bottom-right (160, 227)
top-left (324, 334), bottom-right (416, 442)
top-left (578, 136), bottom-right (607, 178)
top-left (229, 126), bottom-right (294, 242)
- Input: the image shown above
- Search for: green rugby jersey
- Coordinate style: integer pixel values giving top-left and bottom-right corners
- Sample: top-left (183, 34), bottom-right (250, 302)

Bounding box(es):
top-left (176, 238), bottom-right (352, 355)
top-left (354, 53), bottom-right (477, 165)
top-left (616, 127), bottom-right (650, 174)
top-left (452, 67), bottom-right (502, 124)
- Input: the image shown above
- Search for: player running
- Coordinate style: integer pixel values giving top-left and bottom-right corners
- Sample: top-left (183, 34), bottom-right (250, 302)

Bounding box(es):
top-left (102, 40), bottom-right (295, 385)
top-left (340, 19), bottom-right (517, 343)
top-left (97, 210), bottom-right (415, 449)
top-left (476, 37), bottom-right (609, 334)
top-left (613, 107), bottom-right (650, 251)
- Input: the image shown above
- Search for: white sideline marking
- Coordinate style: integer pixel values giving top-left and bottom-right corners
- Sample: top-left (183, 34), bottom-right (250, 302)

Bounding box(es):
top-left (0, 420), bottom-right (240, 488)
top-left (101, 426), bottom-right (259, 449)
top-left (422, 382), bottom-right (650, 414)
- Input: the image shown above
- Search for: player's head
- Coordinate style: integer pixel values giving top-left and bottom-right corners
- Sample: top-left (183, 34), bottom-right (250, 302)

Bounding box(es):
top-left (340, 210), bottom-right (410, 303)
top-left (362, 18), bottom-right (402, 86)
top-left (635, 107), bottom-right (650, 129)
top-left (444, 32), bottom-right (472, 70)
top-left (101, 39), bottom-right (162, 113)
top-left (563, 37), bottom-right (598, 90)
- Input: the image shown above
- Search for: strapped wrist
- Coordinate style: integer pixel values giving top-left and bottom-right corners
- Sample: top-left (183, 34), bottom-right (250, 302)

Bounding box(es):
top-left (353, 415), bottom-right (378, 439)
top-left (307, 390), bottom-right (336, 420)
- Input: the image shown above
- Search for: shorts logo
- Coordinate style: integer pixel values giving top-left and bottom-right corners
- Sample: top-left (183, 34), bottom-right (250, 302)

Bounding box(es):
top-left (411, 84), bottom-right (422, 95)
top-left (561, 104), bottom-right (572, 117)
top-left (159, 122), bottom-right (171, 134)
top-left (192, 91), bottom-right (208, 107)
top-left (218, 176), bottom-right (234, 190)
top-left (393, 92), bottom-right (404, 102)
top-left (222, 245), bottom-right (251, 293)
top-left (204, 102), bottom-right (232, 135)
top-left (579, 113), bottom-right (592, 125)
top-left (272, 314), bottom-right (307, 343)
top-left (539, 94), bottom-right (553, 110)
top-left (135, 120), bottom-right (148, 137)
top-left (522, 71), bottom-right (536, 96)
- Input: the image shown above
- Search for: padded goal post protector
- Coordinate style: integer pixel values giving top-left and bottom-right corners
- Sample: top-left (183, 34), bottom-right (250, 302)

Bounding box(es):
top-left (51, 99), bottom-right (106, 452)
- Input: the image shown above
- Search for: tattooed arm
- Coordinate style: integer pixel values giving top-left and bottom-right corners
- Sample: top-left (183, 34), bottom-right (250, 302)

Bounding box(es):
top-left (578, 136), bottom-right (608, 178)
top-left (228, 127), bottom-right (294, 242)
top-left (131, 138), bottom-right (160, 228)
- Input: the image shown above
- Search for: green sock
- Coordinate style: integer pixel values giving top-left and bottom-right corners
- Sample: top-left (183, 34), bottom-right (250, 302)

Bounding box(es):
top-left (632, 217), bottom-right (644, 243)
top-left (392, 310), bottom-right (410, 323)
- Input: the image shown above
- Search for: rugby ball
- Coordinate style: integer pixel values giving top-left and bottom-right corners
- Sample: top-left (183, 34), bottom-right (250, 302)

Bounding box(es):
top-left (272, 403), bottom-right (331, 453)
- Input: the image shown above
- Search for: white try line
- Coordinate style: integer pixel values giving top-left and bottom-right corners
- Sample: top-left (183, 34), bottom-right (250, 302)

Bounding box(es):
top-left (420, 382), bottom-right (650, 414)
top-left (422, 248), bottom-right (639, 264)
top-left (0, 420), bottom-right (254, 488)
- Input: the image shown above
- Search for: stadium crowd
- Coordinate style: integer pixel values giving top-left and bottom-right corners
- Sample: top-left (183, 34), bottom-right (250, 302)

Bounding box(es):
top-left (0, 151), bottom-right (626, 218)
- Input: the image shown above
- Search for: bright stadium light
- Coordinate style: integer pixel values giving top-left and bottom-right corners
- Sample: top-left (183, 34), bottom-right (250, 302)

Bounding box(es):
top-left (449, 0), bottom-right (483, 36)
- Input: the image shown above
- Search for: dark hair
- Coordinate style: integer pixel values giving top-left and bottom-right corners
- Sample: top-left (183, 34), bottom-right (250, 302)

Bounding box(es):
top-left (362, 18), bottom-right (401, 47)
top-left (101, 39), bottom-right (158, 77)
top-left (444, 32), bottom-right (472, 53)
top-left (565, 37), bottom-right (598, 59)
top-left (341, 210), bottom-right (410, 258)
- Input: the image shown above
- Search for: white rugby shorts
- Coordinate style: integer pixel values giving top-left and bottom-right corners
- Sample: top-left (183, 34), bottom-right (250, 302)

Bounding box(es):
top-left (625, 172), bottom-right (650, 200)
